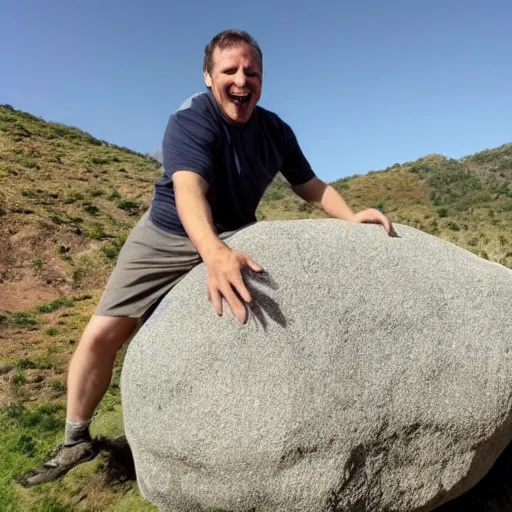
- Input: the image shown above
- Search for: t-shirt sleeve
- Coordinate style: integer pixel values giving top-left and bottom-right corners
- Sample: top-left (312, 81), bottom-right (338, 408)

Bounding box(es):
top-left (280, 124), bottom-right (316, 186)
top-left (162, 106), bottom-right (217, 184)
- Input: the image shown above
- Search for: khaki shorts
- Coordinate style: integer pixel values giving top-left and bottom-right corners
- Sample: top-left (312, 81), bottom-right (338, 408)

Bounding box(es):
top-left (96, 211), bottom-right (240, 319)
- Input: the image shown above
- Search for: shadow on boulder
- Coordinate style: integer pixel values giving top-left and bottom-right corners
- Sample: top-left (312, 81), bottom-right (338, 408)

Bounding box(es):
top-left (98, 436), bottom-right (512, 509)
top-left (437, 441), bottom-right (512, 511)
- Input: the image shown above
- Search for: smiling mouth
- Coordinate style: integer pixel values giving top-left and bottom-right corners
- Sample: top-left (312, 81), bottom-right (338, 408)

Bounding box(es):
top-left (229, 93), bottom-right (251, 105)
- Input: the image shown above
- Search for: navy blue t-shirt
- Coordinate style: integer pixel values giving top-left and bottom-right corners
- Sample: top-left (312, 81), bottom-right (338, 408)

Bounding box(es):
top-left (150, 90), bottom-right (316, 236)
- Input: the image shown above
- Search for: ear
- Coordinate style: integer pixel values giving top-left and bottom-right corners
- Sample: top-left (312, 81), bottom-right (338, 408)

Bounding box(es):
top-left (203, 70), bottom-right (212, 88)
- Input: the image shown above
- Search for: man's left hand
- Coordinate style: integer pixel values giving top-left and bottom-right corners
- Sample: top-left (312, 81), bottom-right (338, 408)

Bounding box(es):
top-left (352, 208), bottom-right (398, 237)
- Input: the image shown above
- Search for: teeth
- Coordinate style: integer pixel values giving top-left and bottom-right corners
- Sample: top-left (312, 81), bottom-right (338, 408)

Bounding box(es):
top-left (230, 93), bottom-right (250, 104)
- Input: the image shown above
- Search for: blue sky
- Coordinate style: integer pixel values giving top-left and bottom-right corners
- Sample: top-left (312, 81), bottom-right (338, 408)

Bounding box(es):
top-left (2, 0), bottom-right (511, 182)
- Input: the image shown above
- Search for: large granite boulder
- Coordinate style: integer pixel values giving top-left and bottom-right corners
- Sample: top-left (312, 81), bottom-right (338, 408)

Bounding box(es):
top-left (120, 220), bottom-right (512, 512)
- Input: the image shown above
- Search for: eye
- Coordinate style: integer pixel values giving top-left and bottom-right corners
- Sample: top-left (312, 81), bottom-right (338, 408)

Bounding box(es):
top-left (245, 70), bottom-right (260, 78)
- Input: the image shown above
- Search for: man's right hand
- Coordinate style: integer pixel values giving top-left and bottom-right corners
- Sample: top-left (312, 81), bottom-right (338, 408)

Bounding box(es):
top-left (204, 245), bottom-right (263, 324)
top-left (172, 171), bottom-right (263, 323)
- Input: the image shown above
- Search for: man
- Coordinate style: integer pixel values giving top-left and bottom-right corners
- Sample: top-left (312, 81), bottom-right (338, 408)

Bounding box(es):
top-left (18, 29), bottom-right (393, 486)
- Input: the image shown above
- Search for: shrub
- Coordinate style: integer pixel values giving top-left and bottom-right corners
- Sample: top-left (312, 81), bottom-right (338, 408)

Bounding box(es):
top-left (101, 245), bottom-right (120, 260)
top-left (376, 200), bottom-right (386, 213)
top-left (20, 156), bottom-right (40, 169)
top-left (7, 311), bottom-right (40, 328)
top-left (55, 243), bottom-right (69, 255)
top-left (11, 123), bottom-right (32, 140)
top-left (298, 202), bottom-right (314, 213)
top-left (263, 189), bottom-right (285, 201)
top-left (63, 192), bottom-right (84, 204)
top-left (91, 156), bottom-right (110, 165)
top-left (15, 356), bottom-right (56, 371)
top-left (470, 150), bottom-right (496, 164)
top-left (83, 202), bottom-right (99, 215)
top-left (16, 403), bottom-right (65, 432)
top-left (1, 403), bottom-right (24, 420)
top-left (446, 222), bottom-right (460, 231)
top-left (84, 222), bottom-right (106, 239)
top-left (50, 380), bottom-right (66, 393)
top-left (88, 188), bottom-right (104, 197)
top-left (15, 357), bottom-right (36, 369)
top-left (332, 180), bottom-right (349, 191)
top-left (101, 236), bottom-right (126, 260)
top-left (491, 183), bottom-right (511, 196)
top-left (108, 189), bottom-right (122, 200)
top-left (16, 433), bottom-right (37, 457)
top-left (48, 209), bottom-right (67, 225)
top-left (11, 371), bottom-right (27, 393)
top-left (72, 293), bottom-right (93, 301)
top-left (410, 163), bottom-right (435, 174)
top-left (37, 298), bottom-right (73, 313)
top-left (437, 207), bottom-right (449, 218)
top-left (118, 199), bottom-right (140, 212)
top-left (20, 189), bottom-right (40, 198)
top-left (38, 498), bottom-right (74, 512)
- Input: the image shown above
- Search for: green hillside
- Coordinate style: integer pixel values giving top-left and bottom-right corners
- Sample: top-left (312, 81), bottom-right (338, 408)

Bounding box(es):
top-left (260, 146), bottom-right (512, 268)
top-left (0, 103), bottom-right (511, 511)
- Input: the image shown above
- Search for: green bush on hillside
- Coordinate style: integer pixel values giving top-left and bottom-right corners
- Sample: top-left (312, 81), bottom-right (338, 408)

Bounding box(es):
top-left (118, 199), bottom-right (140, 214)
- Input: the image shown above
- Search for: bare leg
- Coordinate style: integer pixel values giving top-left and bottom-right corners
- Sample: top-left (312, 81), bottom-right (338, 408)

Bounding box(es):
top-left (15, 315), bottom-right (139, 486)
top-left (66, 315), bottom-right (138, 422)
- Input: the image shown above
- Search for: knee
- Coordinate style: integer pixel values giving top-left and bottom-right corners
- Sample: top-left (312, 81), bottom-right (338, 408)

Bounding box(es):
top-left (79, 317), bottom-right (137, 358)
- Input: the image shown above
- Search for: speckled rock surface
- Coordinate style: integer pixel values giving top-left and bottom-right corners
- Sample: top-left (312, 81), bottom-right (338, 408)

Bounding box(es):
top-left (120, 220), bottom-right (512, 512)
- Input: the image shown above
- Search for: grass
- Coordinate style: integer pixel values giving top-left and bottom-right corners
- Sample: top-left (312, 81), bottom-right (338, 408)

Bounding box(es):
top-left (13, 356), bottom-right (61, 372)
top-left (0, 402), bottom-right (69, 512)
top-left (7, 311), bottom-right (41, 329)
top-left (100, 236), bottom-right (126, 261)
top-left (117, 199), bottom-right (140, 214)
top-left (11, 371), bottom-right (28, 395)
top-left (84, 222), bottom-right (107, 239)
top-left (83, 202), bottom-right (100, 215)
top-left (50, 380), bottom-right (66, 393)
top-left (36, 299), bottom-right (74, 314)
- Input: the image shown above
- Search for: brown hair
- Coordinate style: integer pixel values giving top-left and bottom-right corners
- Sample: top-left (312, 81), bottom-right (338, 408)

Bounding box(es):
top-left (203, 29), bottom-right (263, 74)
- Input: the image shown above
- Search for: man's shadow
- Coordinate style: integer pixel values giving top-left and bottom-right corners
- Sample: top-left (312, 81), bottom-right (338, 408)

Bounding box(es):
top-left (94, 436), bottom-right (136, 485)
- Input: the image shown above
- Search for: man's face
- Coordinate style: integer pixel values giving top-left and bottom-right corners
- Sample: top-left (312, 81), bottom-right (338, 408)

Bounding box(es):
top-left (204, 43), bottom-right (262, 125)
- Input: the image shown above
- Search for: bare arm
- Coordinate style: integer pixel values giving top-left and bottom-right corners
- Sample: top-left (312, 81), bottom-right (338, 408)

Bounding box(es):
top-left (292, 177), bottom-right (355, 221)
top-left (292, 177), bottom-right (395, 234)
top-left (173, 171), bottom-right (262, 323)
top-left (173, 171), bottom-right (225, 262)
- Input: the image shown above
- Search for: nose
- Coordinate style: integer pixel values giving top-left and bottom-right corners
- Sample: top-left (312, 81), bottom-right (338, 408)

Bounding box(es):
top-left (234, 69), bottom-right (246, 88)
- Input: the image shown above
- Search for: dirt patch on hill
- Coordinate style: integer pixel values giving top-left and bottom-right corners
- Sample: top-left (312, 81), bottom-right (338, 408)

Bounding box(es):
top-left (0, 278), bottom-right (61, 312)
